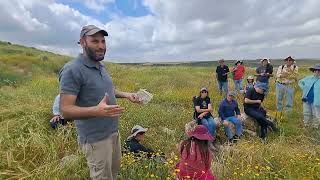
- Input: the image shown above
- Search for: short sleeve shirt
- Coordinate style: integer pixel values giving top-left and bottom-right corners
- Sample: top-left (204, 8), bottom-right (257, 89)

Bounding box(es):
top-left (244, 87), bottom-right (264, 108)
top-left (216, 65), bottom-right (229, 82)
top-left (195, 96), bottom-right (212, 118)
top-left (256, 64), bottom-right (273, 83)
top-left (59, 54), bottom-right (118, 144)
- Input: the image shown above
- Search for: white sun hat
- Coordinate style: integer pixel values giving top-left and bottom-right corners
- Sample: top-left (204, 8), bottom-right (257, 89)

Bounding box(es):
top-left (127, 125), bottom-right (148, 140)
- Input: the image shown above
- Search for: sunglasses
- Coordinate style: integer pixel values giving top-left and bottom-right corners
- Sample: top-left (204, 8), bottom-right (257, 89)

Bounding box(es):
top-left (201, 91), bottom-right (208, 93)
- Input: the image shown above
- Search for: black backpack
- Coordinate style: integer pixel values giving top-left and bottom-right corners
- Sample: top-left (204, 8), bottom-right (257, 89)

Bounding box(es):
top-left (192, 96), bottom-right (202, 124)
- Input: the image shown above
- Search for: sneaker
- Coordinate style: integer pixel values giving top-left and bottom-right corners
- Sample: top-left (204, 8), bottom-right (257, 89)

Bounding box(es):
top-left (260, 137), bottom-right (267, 144)
top-left (269, 123), bottom-right (279, 133)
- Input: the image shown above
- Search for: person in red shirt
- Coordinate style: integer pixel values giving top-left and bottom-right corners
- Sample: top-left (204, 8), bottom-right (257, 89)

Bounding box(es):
top-left (175, 125), bottom-right (215, 180)
top-left (232, 60), bottom-right (245, 94)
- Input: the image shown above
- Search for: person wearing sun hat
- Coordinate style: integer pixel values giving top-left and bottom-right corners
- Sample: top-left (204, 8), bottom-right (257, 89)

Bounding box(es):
top-left (244, 82), bottom-right (278, 143)
top-left (176, 125), bottom-right (215, 180)
top-left (244, 75), bottom-right (255, 94)
top-left (299, 65), bottom-right (320, 128)
top-left (125, 125), bottom-right (154, 155)
top-left (275, 56), bottom-right (299, 113)
top-left (255, 58), bottom-right (273, 94)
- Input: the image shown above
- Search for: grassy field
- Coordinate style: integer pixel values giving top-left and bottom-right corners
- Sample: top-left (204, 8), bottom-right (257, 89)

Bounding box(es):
top-left (0, 41), bottom-right (320, 179)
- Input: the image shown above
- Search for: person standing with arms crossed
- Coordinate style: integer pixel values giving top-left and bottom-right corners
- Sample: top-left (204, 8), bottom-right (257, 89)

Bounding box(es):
top-left (59, 25), bottom-right (140, 180)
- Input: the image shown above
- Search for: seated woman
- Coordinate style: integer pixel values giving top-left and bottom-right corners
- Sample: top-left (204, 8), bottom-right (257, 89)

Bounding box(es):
top-left (218, 91), bottom-right (243, 143)
top-left (125, 125), bottom-right (154, 157)
top-left (194, 87), bottom-right (217, 138)
top-left (50, 94), bottom-right (68, 129)
top-left (176, 125), bottom-right (215, 180)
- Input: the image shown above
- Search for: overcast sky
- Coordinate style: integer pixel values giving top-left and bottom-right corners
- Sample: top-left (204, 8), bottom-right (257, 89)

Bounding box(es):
top-left (0, 0), bottom-right (319, 63)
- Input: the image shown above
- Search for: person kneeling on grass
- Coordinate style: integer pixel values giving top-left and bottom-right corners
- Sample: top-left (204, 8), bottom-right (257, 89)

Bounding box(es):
top-left (125, 125), bottom-right (155, 157)
top-left (49, 94), bottom-right (68, 129)
top-left (176, 125), bottom-right (215, 180)
top-left (298, 64), bottom-right (320, 128)
top-left (243, 83), bottom-right (278, 143)
top-left (194, 87), bottom-right (217, 139)
top-left (218, 91), bottom-right (243, 143)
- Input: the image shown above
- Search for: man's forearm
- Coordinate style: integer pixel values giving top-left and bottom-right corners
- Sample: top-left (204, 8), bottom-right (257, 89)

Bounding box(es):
top-left (61, 105), bottom-right (97, 120)
top-left (114, 89), bottom-right (129, 98)
top-left (244, 98), bottom-right (260, 104)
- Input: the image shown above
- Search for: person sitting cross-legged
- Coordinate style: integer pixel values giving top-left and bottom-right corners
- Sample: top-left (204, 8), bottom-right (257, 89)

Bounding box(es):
top-left (218, 91), bottom-right (243, 143)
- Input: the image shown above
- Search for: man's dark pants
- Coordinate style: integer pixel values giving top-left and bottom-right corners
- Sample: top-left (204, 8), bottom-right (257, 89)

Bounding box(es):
top-left (244, 107), bottom-right (273, 139)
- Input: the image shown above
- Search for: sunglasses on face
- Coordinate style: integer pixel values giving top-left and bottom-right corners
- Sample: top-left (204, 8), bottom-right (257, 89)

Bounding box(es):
top-left (201, 91), bottom-right (208, 93)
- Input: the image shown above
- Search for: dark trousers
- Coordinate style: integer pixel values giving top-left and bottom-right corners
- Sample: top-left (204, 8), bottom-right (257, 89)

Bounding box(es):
top-left (244, 107), bottom-right (274, 139)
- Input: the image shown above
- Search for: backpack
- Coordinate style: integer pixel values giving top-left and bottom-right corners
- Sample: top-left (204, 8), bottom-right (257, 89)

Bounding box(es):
top-left (192, 96), bottom-right (202, 124)
top-left (281, 64), bottom-right (296, 71)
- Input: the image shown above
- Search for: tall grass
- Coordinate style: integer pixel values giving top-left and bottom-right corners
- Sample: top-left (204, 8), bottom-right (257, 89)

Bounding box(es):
top-left (0, 42), bottom-right (319, 179)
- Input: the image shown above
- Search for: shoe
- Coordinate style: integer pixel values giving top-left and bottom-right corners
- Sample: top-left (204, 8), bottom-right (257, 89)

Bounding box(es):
top-left (232, 135), bottom-right (241, 143)
top-left (260, 137), bottom-right (267, 144)
top-left (269, 123), bottom-right (279, 133)
top-left (50, 121), bottom-right (58, 129)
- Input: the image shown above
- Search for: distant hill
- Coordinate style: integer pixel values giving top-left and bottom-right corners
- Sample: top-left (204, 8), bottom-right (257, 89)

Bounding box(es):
top-left (120, 58), bottom-right (320, 67)
top-left (0, 41), bottom-right (71, 87)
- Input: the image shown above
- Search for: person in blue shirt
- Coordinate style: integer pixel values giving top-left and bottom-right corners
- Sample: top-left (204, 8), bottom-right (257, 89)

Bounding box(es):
top-left (49, 94), bottom-right (67, 129)
top-left (299, 65), bottom-right (320, 128)
top-left (218, 91), bottom-right (243, 142)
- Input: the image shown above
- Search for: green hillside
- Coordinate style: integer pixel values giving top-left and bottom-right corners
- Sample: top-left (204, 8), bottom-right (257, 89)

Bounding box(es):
top-left (0, 41), bottom-right (319, 179)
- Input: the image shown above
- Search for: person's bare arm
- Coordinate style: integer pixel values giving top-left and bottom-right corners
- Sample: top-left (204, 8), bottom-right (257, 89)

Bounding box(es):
top-left (195, 106), bottom-right (210, 113)
top-left (114, 89), bottom-right (140, 103)
top-left (244, 98), bottom-right (261, 104)
top-left (60, 94), bottom-right (124, 120)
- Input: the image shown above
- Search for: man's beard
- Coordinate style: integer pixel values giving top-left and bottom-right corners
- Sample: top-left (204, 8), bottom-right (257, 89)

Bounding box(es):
top-left (84, 46), bottom-right (106, 62)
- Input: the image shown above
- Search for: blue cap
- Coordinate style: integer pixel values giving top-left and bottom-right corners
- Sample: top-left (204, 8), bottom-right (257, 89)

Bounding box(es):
top-left (310, 64), bottom-right (320, 72)
top-left (227, 91), bottom-right (236, 97)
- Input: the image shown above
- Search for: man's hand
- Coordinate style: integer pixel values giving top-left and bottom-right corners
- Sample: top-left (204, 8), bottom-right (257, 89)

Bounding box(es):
top-left (95, 96), bottom-right (125, 117)
top-left (256, 100), bottom-right (262, 104)
top-left (50, 115), bottom-right (60, 123)
top-left (126, 93), bottom-right (141, 103)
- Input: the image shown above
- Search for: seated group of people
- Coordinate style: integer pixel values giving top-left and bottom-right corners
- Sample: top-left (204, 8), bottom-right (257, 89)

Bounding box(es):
top-left (194, 84), bottom-right (278, 144)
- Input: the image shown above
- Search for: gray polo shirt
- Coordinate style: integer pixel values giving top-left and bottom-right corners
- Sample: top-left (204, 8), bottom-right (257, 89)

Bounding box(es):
top-left (59, 54), bottom-right (118, 144)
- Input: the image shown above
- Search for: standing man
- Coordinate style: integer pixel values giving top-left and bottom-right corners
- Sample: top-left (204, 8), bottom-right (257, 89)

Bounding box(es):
top-left (275, 56), bottom-right (298, 113)
top-left (216, 59), bottom-right (229, 95)
top-left (59, 25), bottom-right (140, 180)
top-left (255, 58), bottom-right (273, 93)
top-left (232, 60), bottom-right (245, 94)
top-left (244, 83), bottom-right (278, 143)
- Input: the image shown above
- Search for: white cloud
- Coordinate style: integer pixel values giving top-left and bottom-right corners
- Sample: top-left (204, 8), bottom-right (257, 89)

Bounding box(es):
top-left (82, 0), bottom-right (114, 12)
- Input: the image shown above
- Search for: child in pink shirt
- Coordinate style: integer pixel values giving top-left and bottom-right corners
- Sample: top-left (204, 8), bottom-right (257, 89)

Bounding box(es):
top-left (176, 125), bottom-right (215, 180)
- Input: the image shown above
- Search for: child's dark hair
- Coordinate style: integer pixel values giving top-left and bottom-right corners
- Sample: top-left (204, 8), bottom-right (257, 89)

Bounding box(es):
top-left (180, 137), bottom-right (211, 169)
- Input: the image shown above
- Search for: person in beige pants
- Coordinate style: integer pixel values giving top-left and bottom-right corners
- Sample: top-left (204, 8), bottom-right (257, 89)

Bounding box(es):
top-left (59, 25), bottom-right (141, 180)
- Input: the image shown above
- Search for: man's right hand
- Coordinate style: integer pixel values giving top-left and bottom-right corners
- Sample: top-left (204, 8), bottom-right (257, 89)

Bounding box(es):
top-left (256, 100), bottom-right (262, 104)
top-left (95, 96), bottom-right (125, 117)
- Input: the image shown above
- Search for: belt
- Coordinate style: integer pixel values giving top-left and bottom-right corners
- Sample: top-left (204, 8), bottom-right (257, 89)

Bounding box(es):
top-left (277, 81), bottom-right (292, 85)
